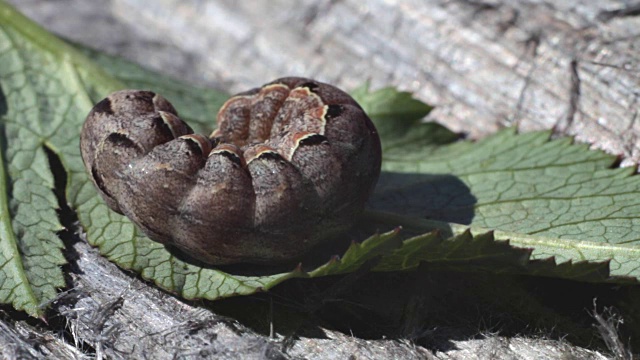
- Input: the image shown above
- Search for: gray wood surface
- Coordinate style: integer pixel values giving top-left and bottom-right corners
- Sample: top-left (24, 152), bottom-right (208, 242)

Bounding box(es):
top-left (5, 0), bottom-right (638, 358)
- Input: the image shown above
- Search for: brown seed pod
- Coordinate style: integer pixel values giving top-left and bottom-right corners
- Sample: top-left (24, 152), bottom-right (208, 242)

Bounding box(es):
top-left (80, 77), bottom-right (381, 265)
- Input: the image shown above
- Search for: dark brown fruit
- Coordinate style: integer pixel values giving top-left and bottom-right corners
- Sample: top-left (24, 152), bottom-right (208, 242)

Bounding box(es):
top-left (80, 77), bottom-right (381, 265)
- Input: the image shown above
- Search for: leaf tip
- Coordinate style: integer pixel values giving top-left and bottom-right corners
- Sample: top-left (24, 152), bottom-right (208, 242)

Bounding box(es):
top-left (609, 154), bottom-right (624, 169)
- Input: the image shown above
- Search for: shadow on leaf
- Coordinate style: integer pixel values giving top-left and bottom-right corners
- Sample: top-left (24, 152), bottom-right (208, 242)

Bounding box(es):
top-left (370, 171), bottom-right (477, 227)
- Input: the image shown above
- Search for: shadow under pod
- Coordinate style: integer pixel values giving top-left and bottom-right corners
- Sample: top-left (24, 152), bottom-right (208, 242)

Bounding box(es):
top-left (369, 171), bottom-right (477, 226)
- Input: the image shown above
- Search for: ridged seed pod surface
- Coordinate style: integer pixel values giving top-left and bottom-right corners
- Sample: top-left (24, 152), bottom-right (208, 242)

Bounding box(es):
top-left (80, 77), bottom-right (381, 265)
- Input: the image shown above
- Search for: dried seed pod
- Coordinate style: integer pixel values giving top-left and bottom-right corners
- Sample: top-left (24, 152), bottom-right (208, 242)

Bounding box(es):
top-left (80, 77), bottom-right (381, 265)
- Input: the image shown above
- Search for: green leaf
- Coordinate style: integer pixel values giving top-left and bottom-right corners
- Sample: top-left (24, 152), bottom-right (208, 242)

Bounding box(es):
top-left (0, 2), bottom-right (87, 317)
top-left (309, 228), bottom-right (403, 277)
top-left (352, 83), bottom-right (459, 152)
top-left (370, 129), bottom-right (640, 282)
top-left (351, 82), bottom-right (432, 136)
top-left (366, 216), bottom-right (612, 282)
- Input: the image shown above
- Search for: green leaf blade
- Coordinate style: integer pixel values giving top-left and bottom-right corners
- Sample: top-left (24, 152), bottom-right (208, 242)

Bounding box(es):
top-left (371, 127), bottom-right (640, 281)
top-left (0, 142), bottom-right (42, 317)
top-left (0, 13), bottom-right (74, 316)
top-left (309, 228), bottom-right (402, 277)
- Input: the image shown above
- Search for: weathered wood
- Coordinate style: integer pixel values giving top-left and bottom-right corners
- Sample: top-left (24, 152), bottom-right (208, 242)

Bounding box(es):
top-left (55, 0), bottom-right (640, 163)
top-left (0, 312), bottom-right (88, 359)
top-left (6, 0), bottom-right (638, 358)
top-left (57, 239), bottom-right (429, 359)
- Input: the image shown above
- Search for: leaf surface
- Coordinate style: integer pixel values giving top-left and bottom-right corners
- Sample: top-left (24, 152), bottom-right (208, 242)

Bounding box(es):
top-left (0, 1), bottom-right (89, 316)
top-left (370, 128), bottom-right (640, 282)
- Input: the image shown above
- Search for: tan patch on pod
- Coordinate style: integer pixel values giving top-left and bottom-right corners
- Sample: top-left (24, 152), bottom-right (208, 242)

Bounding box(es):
top-left (278, 131), bottom-right (325, 161)
top-left (210, 143), bottom-right (245, 166)
top-left (159, 111), bottom-right (187, 138)
top-left (179, 134), bottom-right (212, 157)
top-left (244, 144), bottom-right (280, 164)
